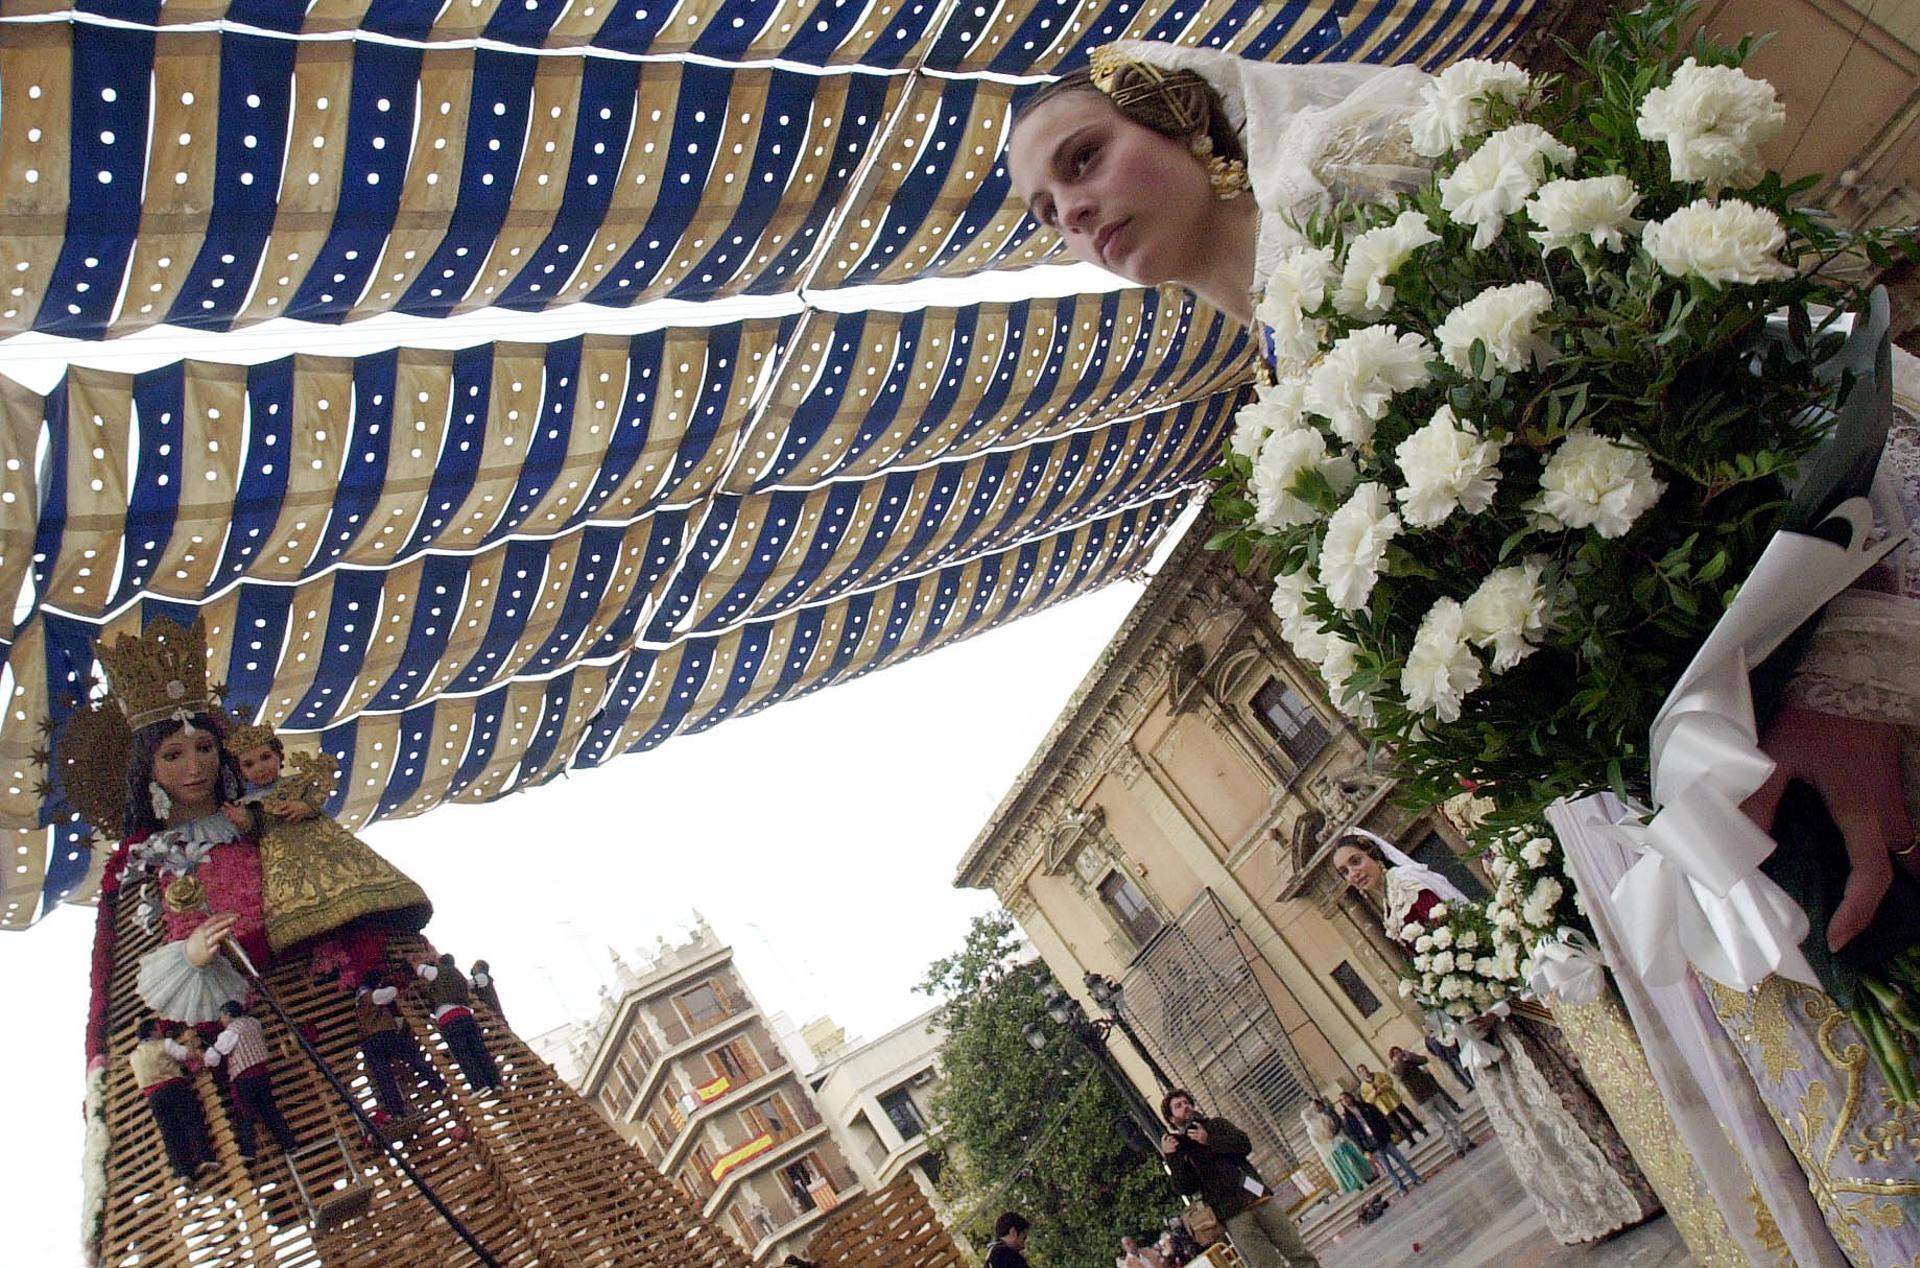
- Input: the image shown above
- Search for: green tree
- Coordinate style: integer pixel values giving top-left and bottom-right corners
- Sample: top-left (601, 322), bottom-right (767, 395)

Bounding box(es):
top-left (919, 912), bottom-right (1175, 1267)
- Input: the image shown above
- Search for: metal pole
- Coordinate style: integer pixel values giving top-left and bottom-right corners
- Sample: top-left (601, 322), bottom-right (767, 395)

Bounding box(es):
top-left (225, 943), bottom-right (504, 1267)
top-left (1076, 1021), bottom-right (1166, 1145)
top-left (1105, 1010), bottom-right (1177, 1093)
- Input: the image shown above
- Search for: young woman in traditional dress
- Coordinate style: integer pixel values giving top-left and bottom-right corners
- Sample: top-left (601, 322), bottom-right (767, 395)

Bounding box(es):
top-left (1331, 832), bottom-right (1660, 1242)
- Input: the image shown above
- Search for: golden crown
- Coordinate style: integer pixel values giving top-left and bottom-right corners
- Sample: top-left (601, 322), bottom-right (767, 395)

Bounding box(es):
top-left (225, 721), bottom-right (278, 756)
top-left (93, 616), bottom-right (215, 731)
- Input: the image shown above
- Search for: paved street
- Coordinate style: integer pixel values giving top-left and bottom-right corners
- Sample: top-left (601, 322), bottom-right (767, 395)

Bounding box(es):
top-left (1315, 1142), bottom-right (1691, 1268)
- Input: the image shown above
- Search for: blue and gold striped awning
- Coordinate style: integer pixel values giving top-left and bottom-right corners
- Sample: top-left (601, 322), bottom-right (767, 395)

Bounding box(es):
top-left (0, 0), bottom-right (1547, 924)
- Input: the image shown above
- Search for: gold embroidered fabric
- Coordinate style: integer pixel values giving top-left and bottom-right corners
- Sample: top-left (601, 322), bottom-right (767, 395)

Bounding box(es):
top-left (1554, 989), bottom-right (1765, 1267)
top-left (1709, 977), bottom-right (1920, 1266)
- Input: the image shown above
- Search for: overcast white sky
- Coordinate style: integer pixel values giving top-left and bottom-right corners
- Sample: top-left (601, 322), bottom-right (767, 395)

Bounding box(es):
top-left (0, 555), bottom-right (1158, 1266)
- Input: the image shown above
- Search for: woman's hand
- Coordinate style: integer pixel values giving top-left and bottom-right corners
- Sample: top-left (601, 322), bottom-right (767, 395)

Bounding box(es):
top-left (222, 804), bottom-right (251, 831)
top-left (1744, 706), bottom-right (1916, 951)
top-left (185, 913), bottom-right (240, 968)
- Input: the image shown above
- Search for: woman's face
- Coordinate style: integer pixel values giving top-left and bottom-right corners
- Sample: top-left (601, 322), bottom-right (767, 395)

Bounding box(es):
top-left (1008, 88), bottom-right (1215, 287)
top-left (1333, 843), bottom-right (1385, 894)
top-left (152, 728), bottom-right (221, 813)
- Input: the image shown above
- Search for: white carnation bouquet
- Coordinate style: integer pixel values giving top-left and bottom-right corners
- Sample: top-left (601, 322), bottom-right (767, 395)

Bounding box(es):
top-left (1211, 0), bottom-right (1915, 819)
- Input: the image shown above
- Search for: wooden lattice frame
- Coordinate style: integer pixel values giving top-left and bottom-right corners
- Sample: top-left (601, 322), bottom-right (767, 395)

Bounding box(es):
top-left (93, 890), bottom-right (752, 1267)
top-left (803, 1174), bottom-right (966, 1268)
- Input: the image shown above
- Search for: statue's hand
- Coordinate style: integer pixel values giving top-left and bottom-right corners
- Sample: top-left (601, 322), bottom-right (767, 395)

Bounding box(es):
top-left (223, 804), bottom-right (251, 831)
top-left (185, 913), bottom-right (240, 968)
top-left (1744, 706), bottom-right (1914, 952)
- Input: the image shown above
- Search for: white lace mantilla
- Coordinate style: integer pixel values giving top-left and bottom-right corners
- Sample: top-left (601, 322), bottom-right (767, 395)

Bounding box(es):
top-left (1106, 41), bottom-right (1431, 292)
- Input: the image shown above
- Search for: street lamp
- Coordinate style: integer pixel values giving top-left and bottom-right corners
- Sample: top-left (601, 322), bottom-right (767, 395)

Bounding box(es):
top-left (1082, 971), bottom-right (1178, 1093)
top-left (1025, 982), bottom-right (1166, 1145)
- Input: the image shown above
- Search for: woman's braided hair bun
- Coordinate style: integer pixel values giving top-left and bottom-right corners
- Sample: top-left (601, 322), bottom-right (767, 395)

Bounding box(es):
top-left (1018, 48), bottom-right (1244, 166)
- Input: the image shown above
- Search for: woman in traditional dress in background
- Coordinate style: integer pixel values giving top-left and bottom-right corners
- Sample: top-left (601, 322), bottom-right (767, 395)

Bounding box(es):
top-left (1331, 832), bottom-right (1660, 1243)
top-left (1300, 1098), bottom-right (1372, 1195)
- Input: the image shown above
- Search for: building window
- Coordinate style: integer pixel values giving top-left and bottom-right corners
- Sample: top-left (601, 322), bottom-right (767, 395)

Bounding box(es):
top-left (917, 1153), bottom-right (944, 1186)
top-left (711, 1043), bottom-right (744, 1081)
top-left (878, 1086), bottom-right (925, 1141)
top-left (1099, 872), bottom-right (1165, 948)
top-left (784, 1157), bottom-right (821, 1211)
top-left (1330, 960), bottom-right (1383, 1017)
top-left (754, 1095), bottom-right (788, 1136)
top-left (1411, 829), bottom-right (1487, 901)
top-left (1252, 678), bottom-right (1331, 767)
top-left (678, 981), bottom-right (725, 1027)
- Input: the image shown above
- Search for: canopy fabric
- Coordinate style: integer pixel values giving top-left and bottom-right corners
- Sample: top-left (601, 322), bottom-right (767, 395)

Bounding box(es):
top-left (0, 0), bottom-right (1548, 924)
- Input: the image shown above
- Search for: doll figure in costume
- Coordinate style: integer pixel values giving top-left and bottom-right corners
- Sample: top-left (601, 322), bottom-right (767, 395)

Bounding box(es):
top-left (95, 618), bottom-right (429, 1024)
top-left (226, 718), bottom-right (431, 978)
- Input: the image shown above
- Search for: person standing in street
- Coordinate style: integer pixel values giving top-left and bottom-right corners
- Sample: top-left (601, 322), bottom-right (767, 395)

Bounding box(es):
top-left (1338, 1091), bottom-right (1421, 1194)
top-left (1160, 1089), bottom-right (1320, 1268)
top-left (986, 1212), bottom-right (1032, 1268)
top-left (1356, 1063), bottom-right (1427, 1145)
top-left (1391, 1045), bottom-right (1472, 1157)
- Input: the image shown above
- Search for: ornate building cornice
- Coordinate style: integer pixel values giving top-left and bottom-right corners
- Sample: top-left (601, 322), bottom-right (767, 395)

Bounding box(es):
top-left (955, 518), bottom-right (1262, 895)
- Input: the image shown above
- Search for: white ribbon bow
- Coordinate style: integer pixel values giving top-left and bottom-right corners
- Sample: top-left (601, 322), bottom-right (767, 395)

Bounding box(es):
top-left (1606, 501), bottom-right (1906, 991)
top-left (1524, 927), bottom-right (1610, 1004)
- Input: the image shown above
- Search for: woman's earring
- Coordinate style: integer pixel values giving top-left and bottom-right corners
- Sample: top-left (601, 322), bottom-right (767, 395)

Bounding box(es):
top-left (149, 780), bottom-right (172, 819)
top-left (1189, 135), bottom-right (1250, 201)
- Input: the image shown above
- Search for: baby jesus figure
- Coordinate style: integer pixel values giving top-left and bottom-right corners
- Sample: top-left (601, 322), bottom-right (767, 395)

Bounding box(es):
top-left (223, 722), bottom-right (432, 984)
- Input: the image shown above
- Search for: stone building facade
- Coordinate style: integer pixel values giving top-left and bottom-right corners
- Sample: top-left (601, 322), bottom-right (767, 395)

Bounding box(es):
top-left (533, 922), bottom-right (863, 1264)
top-left (806, 1007), bottom-right (947, 1202)
top-left (954, 523), bottom-right (1478, 1180)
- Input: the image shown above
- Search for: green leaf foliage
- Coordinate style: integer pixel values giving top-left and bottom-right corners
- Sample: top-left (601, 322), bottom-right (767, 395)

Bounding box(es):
top-left (919, 913), bottom-right (1176, 1266)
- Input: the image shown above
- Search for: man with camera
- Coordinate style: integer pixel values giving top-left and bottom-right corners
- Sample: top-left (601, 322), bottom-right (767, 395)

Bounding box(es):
top-left (1160, 1089), bottom-right (1320, 1268)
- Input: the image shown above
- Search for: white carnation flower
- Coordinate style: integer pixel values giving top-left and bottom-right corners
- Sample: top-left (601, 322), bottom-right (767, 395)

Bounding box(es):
top-left (1413, 952), bottom-right (1433, 972)
top-left (1319, 483), bottom-right (1402, 612)
top-left (1394, 405), bottom-right (1502, 527)
top-left (1636, 58), bottom-right (1785, 191)
top-left (1530, 428), bottom-right (1664, 538)
top-left (1415, 934), bottom-right (1436, 954)
top-left (1460, 557), bottom-right (1551, 672)
top-left (1304, 326), bottom-right (1435, 447)
top-left (1530, 876), bottom-right (1564, 909)
top-left (1318, 634), bottom-right (1375, 723)
top-left (1437, 281), bottom-right (1557, 381)
top-left (1437, 975), bottom-right (1465, 1001)
top-left (1333, 211), bottom-right (1441, 318)
top-left (1260, 244), bottom-right (1336, 315)
top-left (1230, 378), bottom-right (1309, 462)
top-left (1400, 921), bottom-right (1425, 942)
top-left (1401, 597), bottom-right (1483, 723)
top-left (1399, 977), bottom-right (1417, 998)
top-left (1431, 924), bottom-right (1454, 948)
top-left (1437, 124), bottom-right (1576, 250)
top-left (1269, 566), bottom-right (1312, 626)
top-left (1252, 424), bottom-right (1357, 530)
top-left (1271, 569), bottom-right (1339, 664)
top-left (1456, 928), bottom-right (1478, 951)
top-left (1431, 950), bottom-right (1457, 975)
top-left (1526, 175), bottom-right (1642, 254)
top-left (1428, 903), bottom-right (1449, 921)
top-left (1520, 836), bottom-right (1554, 868)
top-left (1492, 906), bottom-right (1520, 930)
top-left (1407, 59), bottom-right (1532, 157)
top-left (1642, 198), bottom-right (1795, 286)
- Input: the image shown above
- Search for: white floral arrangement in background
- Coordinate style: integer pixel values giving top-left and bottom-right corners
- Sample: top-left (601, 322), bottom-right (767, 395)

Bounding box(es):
top-left (1208, 0), bottom-right (1916, 822)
